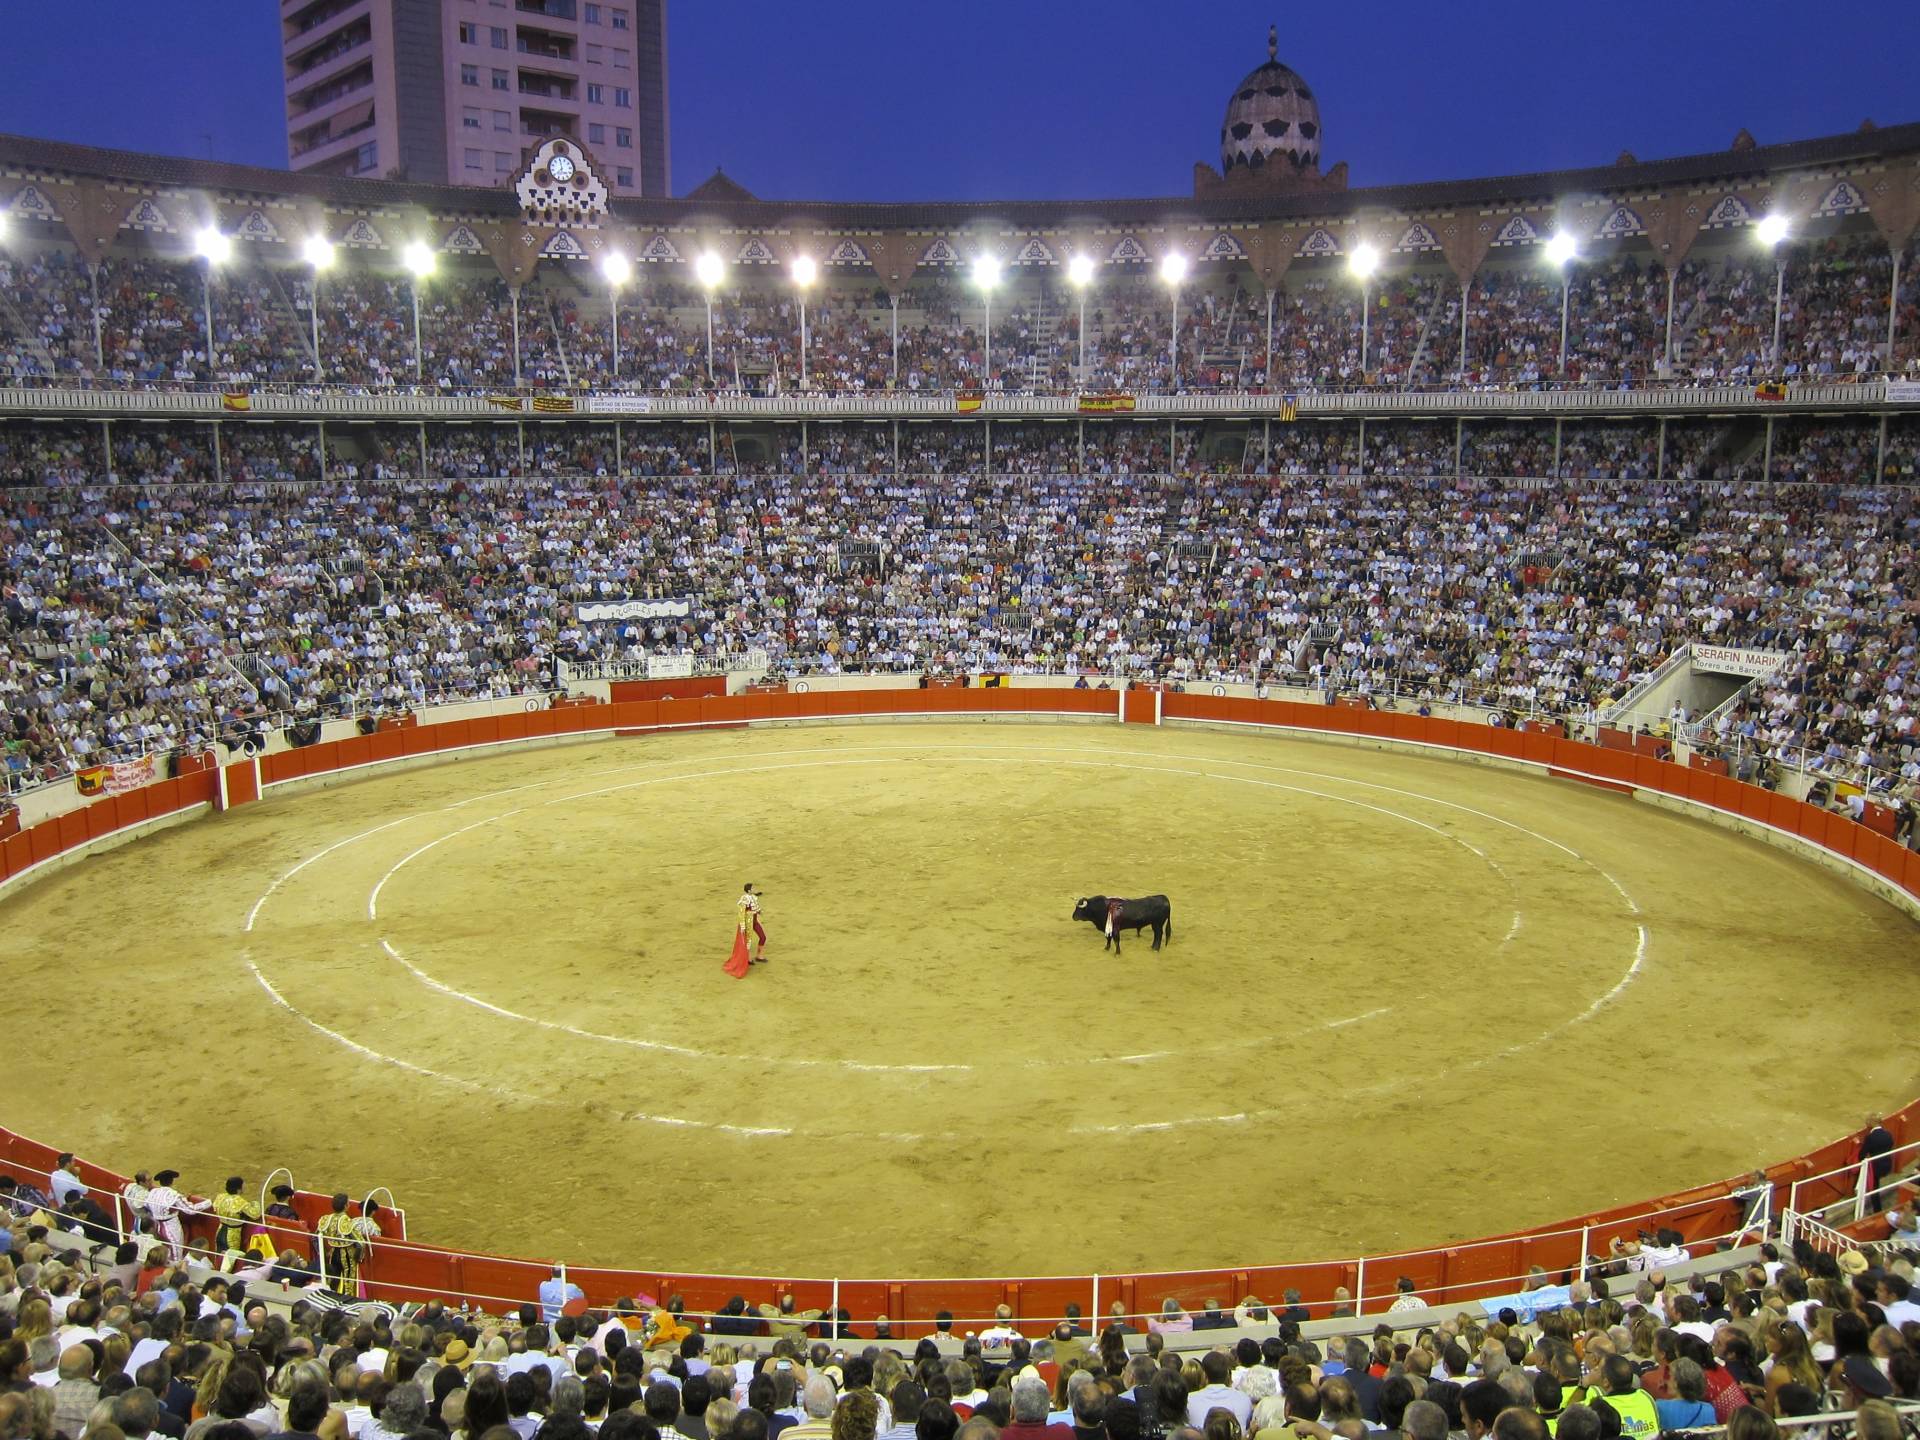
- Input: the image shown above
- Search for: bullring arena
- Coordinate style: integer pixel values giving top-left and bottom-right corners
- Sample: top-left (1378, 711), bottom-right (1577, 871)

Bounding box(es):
top-left (5, 691), bottom-right (1919, 1303)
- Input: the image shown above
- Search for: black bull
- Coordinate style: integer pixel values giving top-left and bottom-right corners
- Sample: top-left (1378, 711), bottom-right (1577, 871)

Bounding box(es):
top-left (1071, 895), bottom-right (1172, 954)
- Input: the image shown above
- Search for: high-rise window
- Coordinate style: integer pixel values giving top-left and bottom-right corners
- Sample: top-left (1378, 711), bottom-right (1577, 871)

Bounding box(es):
top-left (458, 21), bottom-right (479, 42)
top-left (585, 2), bottom-right (602, 20)
top-left (615, 127), bottom-right (632, 147)
top-left (490, 26), bottom-right (507, 46)
top-left (586, 82), bottom-right (604, 103)
top-left (614, 86), bottom-right (631, 107)
top-left (616, 166), bottom-right (633, 187)
top-left (460, 63), bottom-right (479, 85)
top-left (611, 8), bottom-right (628, 28)
top-left (491, 67), bottom-right (509, 89)
top-left (588, 123), bottom-right (606, 143)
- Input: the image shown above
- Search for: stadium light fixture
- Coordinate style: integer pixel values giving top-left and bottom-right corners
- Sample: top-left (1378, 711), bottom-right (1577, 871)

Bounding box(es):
top-left (601, 253), bottom-right (631, 384)
top-left (973, 256), bottom-right (1001, 390)
top-left (1067, 255), bottom-right (1096, 379)
top-left (1755, 216), bottom-right (1791, 374)
top-left (194, 227), bottom-right (232, 266)
top-left (790, 255), bottom-right (818, 390)
top-left (1160, 253), bottom-right (1189, 390)
top-left (1543, 233), bottom-right (1579, 375)
top-left (1348, 244), bottom-right (1380, 378)
top-left (193, 228), bottom-right (230, 378)
top-left (694, 251), bottom-right (725, 384)
top-left (400, 242), bottom-right (435, 385)
top-left (301, 236), bottom-right (335, 384)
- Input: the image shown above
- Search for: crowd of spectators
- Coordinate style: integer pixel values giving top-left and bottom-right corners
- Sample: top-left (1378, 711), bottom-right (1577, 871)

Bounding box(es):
top-left (1, 235), bottom-right (1915, 395)
top-left (2, 419), bottom-right (1917, 802)
top-left (2, 1176), bottom-right (1920, 1440)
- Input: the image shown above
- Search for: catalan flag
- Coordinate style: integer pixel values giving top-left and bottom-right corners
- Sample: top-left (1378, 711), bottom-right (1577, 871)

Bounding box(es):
top-left (221, 392), bottom-right (251, 412)
top-left (956, 393), bottom-right (984, 414)
top-left (1754, 381), bottom-right (1787, 402)
top-left (486, 394), bottom-right (525, 412)
top-left (1278, 395), bottom-right (1299, 422)
top-left (531, 395), bottom-right (576, 414)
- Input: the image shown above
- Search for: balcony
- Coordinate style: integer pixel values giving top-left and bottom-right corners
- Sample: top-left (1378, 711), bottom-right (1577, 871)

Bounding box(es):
top-left (516, 26), bottom-right (576, 61)
top-left (286, 0), bottom-right (365, 38)
top-left (517, 71), bottom-right (578, 102)
top-left (289, 98), bottom-right (376, 158)
top-left (515, 0), bottom-right (577, 19)
top-left (290, 64), bottom-right (373, 118)
top-left (520, 109), bottom-right (578, 140)
top-left (287, 20), bottom-right (370, 79)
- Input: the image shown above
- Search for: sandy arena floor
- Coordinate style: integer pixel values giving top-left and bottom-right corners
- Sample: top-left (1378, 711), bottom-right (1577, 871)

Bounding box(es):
top-left (5, 721), bottom-right (1918, 1280)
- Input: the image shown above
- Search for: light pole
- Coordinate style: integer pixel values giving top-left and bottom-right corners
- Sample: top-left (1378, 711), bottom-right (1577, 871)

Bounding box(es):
top-left (601, 251), bottom-right (630, 383)
top-left (1067, 253), bottom-right (1095, 382)
top-left (1756, 214), bottom-right (1790, 374)
top-left (791, 253), bottom-right (817, 390)
top-left (1160, 251), bottom-right (1188, 391)
top-left (695, 250), bottom-right (725, 384)
top-left (1347, 243), bottom-right (1379, 378)
top-left (302, 235), bottom-right (334, 383)
top-left (1544, 232), bottom-right (1578, 375)
top-left (402, 240), bottom-right (435, 383)
top-left (972, 254), bottom-right (1000, 389)
top-left (194, 226), bottom-right (231, 378)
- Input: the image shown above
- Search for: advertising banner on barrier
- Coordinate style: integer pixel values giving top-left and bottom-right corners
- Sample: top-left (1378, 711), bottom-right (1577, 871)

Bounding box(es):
top-left (584, 395), bottom-right (657, 415)
top-left (1889, 381), bottom-right (1920, 405)
top-left (576, 599), bottom-right (691, 621)
top-left (1692, 645), bottom-right (1787, 679)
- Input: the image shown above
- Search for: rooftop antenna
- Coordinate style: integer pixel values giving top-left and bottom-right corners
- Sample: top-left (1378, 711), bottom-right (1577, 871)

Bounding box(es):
top-left (1268, 24), bottom-right (1277, 61)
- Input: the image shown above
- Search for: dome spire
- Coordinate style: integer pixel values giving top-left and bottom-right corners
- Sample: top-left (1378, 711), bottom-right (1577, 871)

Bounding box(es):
top-left (1268, 24), bottom-right (1277, 61)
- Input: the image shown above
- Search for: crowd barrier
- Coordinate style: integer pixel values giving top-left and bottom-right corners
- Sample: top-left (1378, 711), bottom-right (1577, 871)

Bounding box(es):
top-left (2, 684), bottom-right (1916, 1325)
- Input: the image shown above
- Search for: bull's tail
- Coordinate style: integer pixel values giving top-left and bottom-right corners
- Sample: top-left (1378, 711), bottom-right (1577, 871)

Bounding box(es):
top-left (1165, 906), bottom-right (1172, 944)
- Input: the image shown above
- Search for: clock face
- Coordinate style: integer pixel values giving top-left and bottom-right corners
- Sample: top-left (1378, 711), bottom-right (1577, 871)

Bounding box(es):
top-left (548, 155), bottom-right (576, 183)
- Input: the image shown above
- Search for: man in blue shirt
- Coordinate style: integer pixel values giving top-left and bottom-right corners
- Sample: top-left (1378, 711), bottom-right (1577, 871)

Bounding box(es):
top-left (539, 1265), bottom-right (584, 1323)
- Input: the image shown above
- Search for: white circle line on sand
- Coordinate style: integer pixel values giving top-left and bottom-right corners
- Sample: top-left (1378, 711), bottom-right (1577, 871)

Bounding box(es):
top-left (241, 734), bottom-right (1647, 1133)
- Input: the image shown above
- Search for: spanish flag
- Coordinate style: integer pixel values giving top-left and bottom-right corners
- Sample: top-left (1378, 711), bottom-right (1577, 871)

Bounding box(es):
top-left (221, 392), bottom-right (251, 412)
top-left (76, 767), bottom-right (109, 797)
top-left (531, 395), bottom-right (576, 413)
top-left (1077, 394), bottom-right (1137, 414)
top-left (1754, 381), bottom-right (1787, 402)
top-left (956, 393), bottom-right (984, 414)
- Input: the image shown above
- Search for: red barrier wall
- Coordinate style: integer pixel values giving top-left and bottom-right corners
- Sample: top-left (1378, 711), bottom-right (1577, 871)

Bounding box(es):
top-left (3, 686), bottom-right (1916, 1317)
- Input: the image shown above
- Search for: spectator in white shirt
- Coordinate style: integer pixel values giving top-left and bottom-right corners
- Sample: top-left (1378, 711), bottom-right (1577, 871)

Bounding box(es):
top-left (1876, 1274), bottom-right (1920, 1329)
top-left (540, 1266), bottom-right (585, 1324)
top-left (48, 1157), bottom-right (84, 1209)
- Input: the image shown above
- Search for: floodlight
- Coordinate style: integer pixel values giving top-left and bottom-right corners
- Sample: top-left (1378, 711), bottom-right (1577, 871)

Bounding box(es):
top-left (972, 254), bottom-right (1001, 291)
top-left (790, 254), bottom-right (818, 288)
top-left (1544, 232), bottom-right (1578, 267)
top-left (1159, 252), bottom-right (1189, 286)
top-left (601, 252), bottom-right (632, 287)
top-left (195, 227), bottom-right (232, 265)
top-left (1755, 214), bottom-right (1790, 248)
top-left (402, 240), bottom-right (436, 278)
top-left (1347, 242), bottom-right (1379, 279)
top-left (1067, 254), bottom-right (1096, 288)
top-left (302, 235), bottom-right (335, 270)
top-left (695, 250), bottom-right (725, 289)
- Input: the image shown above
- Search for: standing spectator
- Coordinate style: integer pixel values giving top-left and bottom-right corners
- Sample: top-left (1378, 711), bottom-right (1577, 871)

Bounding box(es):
top-left (1860, 1116), bottom-right (1897, 1211)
